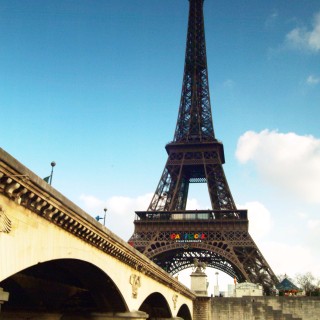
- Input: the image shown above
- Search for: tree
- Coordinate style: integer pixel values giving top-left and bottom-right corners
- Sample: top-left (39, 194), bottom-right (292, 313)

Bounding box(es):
top-left (295, 272), bottom-right (316, 296)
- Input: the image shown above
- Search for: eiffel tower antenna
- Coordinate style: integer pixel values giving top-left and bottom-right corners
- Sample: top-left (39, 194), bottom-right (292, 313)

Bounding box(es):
top-left (129, 0), bottom-right (278, 294)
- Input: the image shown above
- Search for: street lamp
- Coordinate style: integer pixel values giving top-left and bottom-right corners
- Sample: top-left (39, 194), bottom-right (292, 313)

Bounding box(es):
top-left (49, 161), bottom-right (56, 185)
top-left (96, 208), bottom-right (107, 226)
top-left (43, 161), bottom-right (56, 185)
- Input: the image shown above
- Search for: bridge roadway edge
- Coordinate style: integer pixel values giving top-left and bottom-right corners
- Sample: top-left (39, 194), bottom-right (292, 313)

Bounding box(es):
top-left (0, 148), bottom-right (195, 319)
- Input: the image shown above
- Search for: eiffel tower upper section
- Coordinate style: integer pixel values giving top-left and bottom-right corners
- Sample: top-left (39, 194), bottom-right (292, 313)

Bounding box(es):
top-left (147, 0), bottom-right (236, 213)
top-left (174, 0), bottom-right (215, 143)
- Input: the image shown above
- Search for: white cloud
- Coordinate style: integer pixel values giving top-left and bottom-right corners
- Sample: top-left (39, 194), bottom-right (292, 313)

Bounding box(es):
top-left (307, 219), bottom-right (320, 231)
top-left (79, 194), bottom-right (105, 210)
top-left (236, 130), bottom-right (320, 203)
top-left (306, 75), bottom-right (320, 85)
top-left (107, 194), bottom-right (153, 215)
top-left (235, 128), bottom-right (320, 279)
top-left (261, 241), bottom-right (319, 277)
top-left (79, 193), bottom-right (153, 240)
top-left (79, 193), bottom-right (153, 214)
top-left (294, 212), bottom-right (320, 246)
top-left (238, 201), bottom-right (272, 240)
top-left (286, 12), bottom-right (320, 52)
top-left (186, 198), bottom-right (202, 210)
top-left (297, 211), bottom-right (308, 220)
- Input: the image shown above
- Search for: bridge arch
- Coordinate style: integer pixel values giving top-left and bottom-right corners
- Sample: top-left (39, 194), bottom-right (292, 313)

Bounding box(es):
top-left (0, 258), bottom-right (127, 315)
top-left (177, 303), bottom-right (192, 320)
top-left (139, 292), bottom-right (171, 319)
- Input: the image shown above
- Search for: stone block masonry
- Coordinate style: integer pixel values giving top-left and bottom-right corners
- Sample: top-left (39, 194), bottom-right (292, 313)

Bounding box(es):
top-left (202, 296), bottom-right (320, 320)
top-left (194, 297), bottom-right (211, 320)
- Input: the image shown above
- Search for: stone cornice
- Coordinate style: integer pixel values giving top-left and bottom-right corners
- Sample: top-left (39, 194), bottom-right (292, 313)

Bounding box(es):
top-left (0, 148), bottom-right (195, 300)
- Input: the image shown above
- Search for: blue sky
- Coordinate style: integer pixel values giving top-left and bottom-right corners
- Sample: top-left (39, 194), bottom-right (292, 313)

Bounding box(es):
top-left (1, 0), bottom-right (320, 292)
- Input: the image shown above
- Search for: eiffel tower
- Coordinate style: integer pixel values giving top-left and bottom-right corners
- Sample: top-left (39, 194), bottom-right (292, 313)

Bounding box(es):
top-left (129, 0), bottom-right (278, 293)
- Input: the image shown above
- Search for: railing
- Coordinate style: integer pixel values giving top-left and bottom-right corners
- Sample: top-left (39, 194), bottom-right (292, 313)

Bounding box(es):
top-left (135, 210), bottom-right (247, 221)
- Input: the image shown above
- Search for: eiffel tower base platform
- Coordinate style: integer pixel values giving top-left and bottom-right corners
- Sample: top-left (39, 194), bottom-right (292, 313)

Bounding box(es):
top-left (129, 210), bottom-right (278, 294)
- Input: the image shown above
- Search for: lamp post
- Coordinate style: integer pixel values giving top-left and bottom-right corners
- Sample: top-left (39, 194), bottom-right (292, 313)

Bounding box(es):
top-left (103, 208), bottom-right (107, 226)
top-left (43, 161), bottom-right (56, 185)
top-left (49, 161), bottom-right (56, 185)
top-left (96, 208), bottom-right (107, 226)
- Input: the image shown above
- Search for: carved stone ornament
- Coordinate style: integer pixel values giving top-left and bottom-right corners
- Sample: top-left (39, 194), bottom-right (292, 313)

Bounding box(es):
top-left (172, 293), bottom-right (178, 310)
top-left (129, 273), bottom-right (141, 299)
top-left (0, 205), bottom-right (12, 234)
top-left (193, 258), bottom-right (206, 273)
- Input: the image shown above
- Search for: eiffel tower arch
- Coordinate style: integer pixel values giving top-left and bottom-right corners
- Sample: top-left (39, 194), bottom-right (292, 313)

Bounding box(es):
top-left (129, 0), bottom-right (278, 294)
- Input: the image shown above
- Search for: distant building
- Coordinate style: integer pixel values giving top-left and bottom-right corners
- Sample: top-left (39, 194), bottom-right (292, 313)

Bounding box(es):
top-left (227, 282), bottom-right (264, 297)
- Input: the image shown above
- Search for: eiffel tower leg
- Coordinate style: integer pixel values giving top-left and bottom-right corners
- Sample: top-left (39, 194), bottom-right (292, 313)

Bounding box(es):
top-left (147, 162), bottom-right (183, 211)
top-left (148, 156), bottom-right (191, 212)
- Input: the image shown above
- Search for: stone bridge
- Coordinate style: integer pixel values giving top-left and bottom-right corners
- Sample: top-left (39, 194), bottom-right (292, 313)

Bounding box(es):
top-left (0, 148), bottom-right (195, 320)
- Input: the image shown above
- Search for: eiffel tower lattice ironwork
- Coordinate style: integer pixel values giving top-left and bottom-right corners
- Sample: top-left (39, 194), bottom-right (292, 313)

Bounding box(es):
top-left (129, 0), bottom-right (278, 293)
